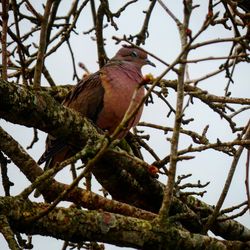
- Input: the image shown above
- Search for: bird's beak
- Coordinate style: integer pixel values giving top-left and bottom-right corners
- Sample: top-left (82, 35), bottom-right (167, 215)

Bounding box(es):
top-left (145, 59), bottom-right (156, 67)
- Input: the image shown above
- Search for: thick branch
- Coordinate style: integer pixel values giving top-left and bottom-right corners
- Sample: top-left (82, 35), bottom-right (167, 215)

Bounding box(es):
top-left (0, 79), bottom-right (249, 241)
top-left (0, 126), bottom-right (156, 221)
top-left (1, 196), bottom-right (250, 250)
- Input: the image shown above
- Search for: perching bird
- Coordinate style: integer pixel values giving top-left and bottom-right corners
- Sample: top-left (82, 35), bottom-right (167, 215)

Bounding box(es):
top-left (37, 45), bottom-right (155, 172)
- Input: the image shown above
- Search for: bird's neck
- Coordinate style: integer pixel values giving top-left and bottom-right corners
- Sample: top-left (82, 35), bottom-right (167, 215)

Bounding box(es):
top-left (107, 60), bottom-right (143, 79)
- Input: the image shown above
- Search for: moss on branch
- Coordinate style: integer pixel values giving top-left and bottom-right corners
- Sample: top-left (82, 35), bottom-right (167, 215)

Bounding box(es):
top-left (0, 79), bottom-right (250, 243)
top-left (1, 196), bottom-right (249, 250)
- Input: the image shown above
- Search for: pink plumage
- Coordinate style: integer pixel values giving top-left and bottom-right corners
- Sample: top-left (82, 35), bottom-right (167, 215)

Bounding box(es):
top-left (38, 46), bottom-right (155, 170)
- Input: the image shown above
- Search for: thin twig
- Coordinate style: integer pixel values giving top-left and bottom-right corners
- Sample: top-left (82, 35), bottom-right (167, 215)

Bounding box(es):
top-left (46, 0), bottom-right (61, 45)
top-left (45, 0), bottom-right (89, 59)
top-left (23, 0), bottom-right (42, 21)
top-left (245, 149), bottom-right (250, 213)
top-left (133, 0), bottom-right (157, 46)
top-left (1, 0), bottom-right (9, 80)
top-left (90, 0), bottom-right (97, 26)
top-left (218, 205), bottom-right (249, 222)
top-left (66, 39), bottom-right (80, 81)
top-left (185, 60), bottom-right (235, 84)
top-left (155, 139), bottom-right (250, 168)
top-left (138, 122), bottom-right (209, 145)
top-left (157, 0), bottom-right (181, 26)
top-left (0, 152), bottom-right (13, 196)
top-left (26, 128), bottom-right (39, 150)
top-left (203, 120), bottom-right (250, 233)
top-left (33, 0), bottom-right (54, 88)
top-left (190, 37), bottom-right (244, 50)
top-left (182, 53), bottom-right (248, 63)
top-left (220, 200), bottom-right (248, 215)
top-left (158, 0), bottom-right (192, 223)
top-left (11, 0), bottom-right (28, 85)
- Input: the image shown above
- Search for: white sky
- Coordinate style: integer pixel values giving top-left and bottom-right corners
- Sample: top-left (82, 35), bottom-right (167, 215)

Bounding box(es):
top-left (1, 1), bottom-right (250, 249)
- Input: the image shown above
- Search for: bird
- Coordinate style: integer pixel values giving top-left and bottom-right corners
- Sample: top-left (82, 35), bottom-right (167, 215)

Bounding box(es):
top-left (37, 45), bottom-right (155, 174)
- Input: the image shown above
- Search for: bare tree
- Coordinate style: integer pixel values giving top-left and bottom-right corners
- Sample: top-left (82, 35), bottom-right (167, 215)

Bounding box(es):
top-left (1, 1), bottom-right (250, 249)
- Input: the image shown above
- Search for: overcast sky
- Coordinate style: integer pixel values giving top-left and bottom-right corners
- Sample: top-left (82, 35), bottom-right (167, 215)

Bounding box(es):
top-left (1, 1), bottom-right (250, 249)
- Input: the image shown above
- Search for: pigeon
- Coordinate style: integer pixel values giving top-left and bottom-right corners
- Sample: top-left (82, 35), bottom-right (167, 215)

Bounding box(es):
top-left (38, 45), bottom-right (155, 172)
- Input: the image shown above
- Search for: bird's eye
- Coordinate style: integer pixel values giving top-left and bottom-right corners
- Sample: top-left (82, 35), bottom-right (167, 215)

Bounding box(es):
top-left (131, 51), bottom-right (138, 57)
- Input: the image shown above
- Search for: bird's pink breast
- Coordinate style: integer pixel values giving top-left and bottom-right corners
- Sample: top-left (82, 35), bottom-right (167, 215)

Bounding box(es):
top-left (96, 63), bottom-right (145, 137)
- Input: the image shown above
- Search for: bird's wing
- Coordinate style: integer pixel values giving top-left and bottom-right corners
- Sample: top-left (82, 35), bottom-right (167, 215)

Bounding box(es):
top-left (63, 72), bottom-right (104, 122)
top-left (38, 72), bottom-right (105, 167)
top-left (37, 135), bottom-right (65, 165)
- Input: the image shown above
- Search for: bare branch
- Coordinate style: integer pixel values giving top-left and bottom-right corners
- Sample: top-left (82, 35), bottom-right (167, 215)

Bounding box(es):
top-left (203, 120), bottom-right (250, 233)
top-left (1, 0), bottom-right (9, 80)
top-left (33, 0), bottom-right (54, 88)
top-left (158, 0), bottom-right (193, 223)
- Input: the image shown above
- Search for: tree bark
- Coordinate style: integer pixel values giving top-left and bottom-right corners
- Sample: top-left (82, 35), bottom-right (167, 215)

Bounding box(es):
top-left (0, 79), bottom-right (250, 244)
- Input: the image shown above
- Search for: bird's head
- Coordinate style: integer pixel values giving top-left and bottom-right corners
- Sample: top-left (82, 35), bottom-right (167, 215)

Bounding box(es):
top-left (112, 45), bottom-right (156, 69)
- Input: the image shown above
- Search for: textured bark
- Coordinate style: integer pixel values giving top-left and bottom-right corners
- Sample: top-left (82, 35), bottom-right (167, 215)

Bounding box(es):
top-left (0, 79), bottom-right (250, 245)
top-left (1, 197), bottom-right (250, 250)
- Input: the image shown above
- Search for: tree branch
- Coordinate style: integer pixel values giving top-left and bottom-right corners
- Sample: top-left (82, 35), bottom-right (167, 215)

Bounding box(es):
top-left (33, 0), bottom-right (54, 88)
top-left (0, 79), bottom-right (249, 241)
top-left (1, 196), bottom-right (249, 250)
